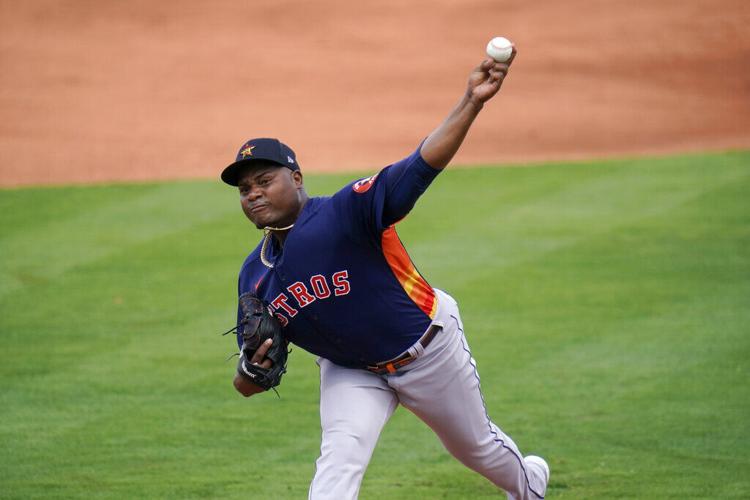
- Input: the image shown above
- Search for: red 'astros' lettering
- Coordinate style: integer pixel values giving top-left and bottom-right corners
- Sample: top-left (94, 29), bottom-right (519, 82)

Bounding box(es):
top-left (270, 269), bottom-right (351, 321)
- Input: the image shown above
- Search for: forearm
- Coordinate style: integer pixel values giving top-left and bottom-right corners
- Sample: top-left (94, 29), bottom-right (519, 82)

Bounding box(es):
top-left (420, 94), bottom-right (483, 170)
top-left (420, 54), bottom-right (515, 170)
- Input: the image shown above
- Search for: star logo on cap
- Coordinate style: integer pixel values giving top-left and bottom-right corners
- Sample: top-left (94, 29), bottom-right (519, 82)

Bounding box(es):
top-left (240, 145), bottom-right (255, 158)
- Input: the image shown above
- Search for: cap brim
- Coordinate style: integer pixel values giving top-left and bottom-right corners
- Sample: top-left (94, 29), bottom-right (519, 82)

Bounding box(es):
top-left (221, 158), bottom-right (287, 186)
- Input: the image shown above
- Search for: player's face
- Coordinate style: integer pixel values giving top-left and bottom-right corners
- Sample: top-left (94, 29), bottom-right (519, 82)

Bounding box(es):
top-left (237, 164), bottom-right (305, 229)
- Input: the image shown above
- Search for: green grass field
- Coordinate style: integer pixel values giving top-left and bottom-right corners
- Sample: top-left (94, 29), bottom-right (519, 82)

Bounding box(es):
top-left (1, 151), bottom-right (749, 499)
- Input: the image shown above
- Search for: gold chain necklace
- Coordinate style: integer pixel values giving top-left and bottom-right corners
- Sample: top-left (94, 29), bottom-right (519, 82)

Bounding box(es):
top-left (259, 223), bottom-right (294, 269)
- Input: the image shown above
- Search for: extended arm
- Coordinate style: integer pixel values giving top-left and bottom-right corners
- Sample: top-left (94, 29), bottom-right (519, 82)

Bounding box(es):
top-left (420, 51), bottom-right (516, 170)
top-left (354, 50), bottom-right (518, 228)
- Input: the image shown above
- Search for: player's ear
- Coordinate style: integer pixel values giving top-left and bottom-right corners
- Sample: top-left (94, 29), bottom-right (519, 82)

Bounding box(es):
top-left (291, 170), bottom-right (304, 187)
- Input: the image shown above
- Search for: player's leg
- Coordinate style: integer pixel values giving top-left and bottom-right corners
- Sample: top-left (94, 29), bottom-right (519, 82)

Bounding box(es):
top-left (308, 357), bottom-right (398, 500)
top-left (388, 291), bottom-right (548, 499)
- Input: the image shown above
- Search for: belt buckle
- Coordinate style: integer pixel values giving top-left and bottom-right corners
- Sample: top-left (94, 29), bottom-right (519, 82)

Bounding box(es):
top-left (366, 328), bottom-right (438, 375)
top-left (365, 363), bottom-right (383, 374)
top-left (368, 354), bottom-right (415, 375)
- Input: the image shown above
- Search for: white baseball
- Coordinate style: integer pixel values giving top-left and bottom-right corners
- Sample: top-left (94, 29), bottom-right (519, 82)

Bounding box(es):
top-left (486, 36), bottom-right (513, 62)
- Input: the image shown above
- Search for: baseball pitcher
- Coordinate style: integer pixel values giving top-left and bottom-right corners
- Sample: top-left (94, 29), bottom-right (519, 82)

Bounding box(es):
top-left (221, 48), bottom-right (550, 499)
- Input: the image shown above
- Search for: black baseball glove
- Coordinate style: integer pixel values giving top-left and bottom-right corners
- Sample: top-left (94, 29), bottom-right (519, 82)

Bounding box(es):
top-left (234, 292), bottom-right (288, 391)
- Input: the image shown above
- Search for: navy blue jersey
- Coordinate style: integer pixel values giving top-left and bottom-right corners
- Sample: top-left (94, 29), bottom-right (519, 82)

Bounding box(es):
top-left (236, 147), bottom-right (441, 367)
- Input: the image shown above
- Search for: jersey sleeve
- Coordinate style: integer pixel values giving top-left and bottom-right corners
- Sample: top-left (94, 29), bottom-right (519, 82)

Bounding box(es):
top-left (331, 146), bottom-right (441, 243)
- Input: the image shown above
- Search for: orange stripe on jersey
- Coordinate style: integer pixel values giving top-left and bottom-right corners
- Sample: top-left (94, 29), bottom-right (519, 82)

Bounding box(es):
top-left (381, 226), bottom-right (437, 319)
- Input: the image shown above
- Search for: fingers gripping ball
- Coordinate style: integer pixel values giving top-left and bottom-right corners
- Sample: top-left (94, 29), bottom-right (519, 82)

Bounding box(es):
top-left (486, 36), bottom-right (513, 62)
top-left (236, 292), bottom-right (288, 391)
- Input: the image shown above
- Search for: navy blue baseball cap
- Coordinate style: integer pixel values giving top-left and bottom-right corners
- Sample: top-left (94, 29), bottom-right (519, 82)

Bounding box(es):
top-left (221, 138), bottom-right (300, 186)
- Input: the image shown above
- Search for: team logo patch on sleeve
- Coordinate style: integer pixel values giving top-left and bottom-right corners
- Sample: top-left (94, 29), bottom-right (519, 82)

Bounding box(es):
top-left (352, 173), bottom-right (378, 193)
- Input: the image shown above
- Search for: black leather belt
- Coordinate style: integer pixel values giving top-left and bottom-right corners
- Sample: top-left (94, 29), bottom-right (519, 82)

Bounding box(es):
top-left (366, 324), bottom-right (441, 375)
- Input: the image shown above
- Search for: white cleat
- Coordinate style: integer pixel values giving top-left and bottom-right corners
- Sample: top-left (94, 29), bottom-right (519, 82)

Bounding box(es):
top-left (524, 455), bottom-right (550, 495)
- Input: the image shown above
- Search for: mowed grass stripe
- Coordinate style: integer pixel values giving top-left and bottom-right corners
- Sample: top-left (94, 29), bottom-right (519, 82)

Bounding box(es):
top-left (401, 151), bottom-right (748, 291)
top-left (1, 150), bottom-right (748, 499)
top-left (0, 181), bottom-right (238, 298)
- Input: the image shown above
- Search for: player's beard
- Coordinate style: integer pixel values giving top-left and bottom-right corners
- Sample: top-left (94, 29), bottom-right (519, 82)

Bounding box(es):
top-left (250, 208), bottom-right (294, 231)
top-left (245, 203), bottom-right (276, 229)
top-left (245, 190), bottom-right (307, 231)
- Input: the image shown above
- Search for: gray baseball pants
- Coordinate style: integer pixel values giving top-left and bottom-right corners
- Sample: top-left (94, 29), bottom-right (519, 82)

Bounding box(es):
top-left (308, 289), bottom-right (547, 499)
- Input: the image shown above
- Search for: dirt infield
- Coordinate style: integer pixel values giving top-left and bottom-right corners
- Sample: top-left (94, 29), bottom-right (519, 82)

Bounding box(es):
top-left (1, 0), bottom-right (749, 186)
